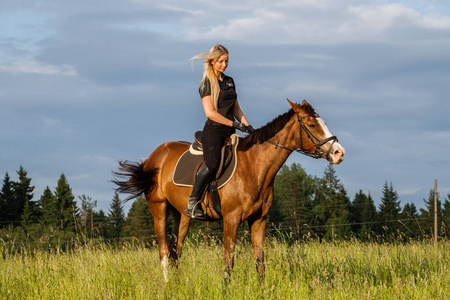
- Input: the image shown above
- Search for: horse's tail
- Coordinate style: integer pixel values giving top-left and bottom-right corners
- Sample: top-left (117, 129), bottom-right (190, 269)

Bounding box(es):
top-left (112, 160), bottom-right (159, 202)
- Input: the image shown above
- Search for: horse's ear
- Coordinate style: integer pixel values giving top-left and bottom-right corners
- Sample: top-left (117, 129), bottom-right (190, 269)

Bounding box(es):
top-left (287, 99), bottom-right (302, 112)
top-left (301, 99), bottom-right (310, 106)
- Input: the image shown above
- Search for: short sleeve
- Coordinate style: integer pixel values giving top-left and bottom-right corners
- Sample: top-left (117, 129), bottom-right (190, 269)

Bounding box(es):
top-left (199, 78), bottom-right (211, 98)
top-left (230, 77), bottom-right (237, 94)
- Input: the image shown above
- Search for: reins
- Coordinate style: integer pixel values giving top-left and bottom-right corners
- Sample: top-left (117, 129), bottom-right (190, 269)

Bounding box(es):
top-left (266, 113), bottom-right (338, 159)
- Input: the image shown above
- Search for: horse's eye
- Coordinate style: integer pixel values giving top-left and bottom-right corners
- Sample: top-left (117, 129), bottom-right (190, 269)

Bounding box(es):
top-left (308, 124), bottom-right (316, 128)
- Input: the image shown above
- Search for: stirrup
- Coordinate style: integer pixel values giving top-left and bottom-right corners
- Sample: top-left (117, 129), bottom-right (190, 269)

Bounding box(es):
top-left (191, 207), bottom-right (205, 219)
top-left (185, 197), bottom-right (205, 218)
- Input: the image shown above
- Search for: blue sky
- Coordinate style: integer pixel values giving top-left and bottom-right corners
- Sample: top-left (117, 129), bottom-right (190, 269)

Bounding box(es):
top-left (1, 0), bottom-right (449, 213)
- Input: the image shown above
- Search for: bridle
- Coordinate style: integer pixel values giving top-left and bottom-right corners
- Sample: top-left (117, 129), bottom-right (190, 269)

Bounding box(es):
top-left (266, 113), bottom-right (338, 159)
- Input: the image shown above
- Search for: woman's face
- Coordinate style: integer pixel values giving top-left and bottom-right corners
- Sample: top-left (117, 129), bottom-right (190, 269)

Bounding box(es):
top-left (212, 54), bottom-right (228, 75)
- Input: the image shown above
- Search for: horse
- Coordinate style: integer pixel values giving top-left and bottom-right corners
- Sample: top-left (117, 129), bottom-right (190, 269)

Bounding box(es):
top-left (113, 99), bottom-right (345, 283)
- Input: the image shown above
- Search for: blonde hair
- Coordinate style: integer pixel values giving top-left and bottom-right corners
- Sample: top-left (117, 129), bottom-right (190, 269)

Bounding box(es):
top-left (190, 45), bottom-right (229, 111)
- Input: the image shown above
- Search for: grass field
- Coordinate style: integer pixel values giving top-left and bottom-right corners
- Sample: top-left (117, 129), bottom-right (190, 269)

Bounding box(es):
top-left (1, 236), bottom-right (449, 299)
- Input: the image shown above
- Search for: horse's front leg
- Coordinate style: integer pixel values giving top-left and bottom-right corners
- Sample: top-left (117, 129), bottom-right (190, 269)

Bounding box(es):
top-left (223, 216), bottom-right (240, 283)
top-left (168, 210), bottom-right (191, 269)
top-left (168, 207), bottom-right (181, 262)
top-left (175, 214), bottom-right (191, 257)
top-left (248, 215), bottom-right (267, 284)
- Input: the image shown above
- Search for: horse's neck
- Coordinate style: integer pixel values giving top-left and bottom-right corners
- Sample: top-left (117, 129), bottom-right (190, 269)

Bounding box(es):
top-left (243, 118), bottom-right (297, 181)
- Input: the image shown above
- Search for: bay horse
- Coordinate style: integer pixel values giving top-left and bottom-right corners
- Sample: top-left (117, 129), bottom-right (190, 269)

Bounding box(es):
top-left (113, 99), bottom-right (345, 283)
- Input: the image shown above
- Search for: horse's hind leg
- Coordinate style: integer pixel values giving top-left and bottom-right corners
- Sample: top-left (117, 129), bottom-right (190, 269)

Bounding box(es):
top-left (147, 198), bottom-right (170, 282)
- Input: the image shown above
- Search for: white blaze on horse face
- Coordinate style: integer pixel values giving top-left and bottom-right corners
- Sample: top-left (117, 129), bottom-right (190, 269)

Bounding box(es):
top-left (317, 118), bottom-right (345, 164)
top-left (317, 118), bottom-right (332, 139)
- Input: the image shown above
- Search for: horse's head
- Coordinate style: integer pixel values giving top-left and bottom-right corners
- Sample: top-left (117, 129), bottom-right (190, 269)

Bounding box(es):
top-left (288, 99), bottom-right (345, 164)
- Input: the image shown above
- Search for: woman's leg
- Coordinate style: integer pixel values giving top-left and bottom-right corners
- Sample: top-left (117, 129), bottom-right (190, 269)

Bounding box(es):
top-left (185, 165), bottom-right (214, 218)
top-left (185, 125), bottom-right (229, 218)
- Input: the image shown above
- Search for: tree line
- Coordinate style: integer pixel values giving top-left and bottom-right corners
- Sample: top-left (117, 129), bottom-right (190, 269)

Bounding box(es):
top-left (1, 164), bottom-right (450, 248)
top-left (0, 167), bottom-right (153, 247)
top-left (271, 163), bottom-right (450, 241)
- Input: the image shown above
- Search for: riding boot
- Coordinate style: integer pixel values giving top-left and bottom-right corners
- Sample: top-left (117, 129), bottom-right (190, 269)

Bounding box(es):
top-left (185, 166), bottom-right (214, 218)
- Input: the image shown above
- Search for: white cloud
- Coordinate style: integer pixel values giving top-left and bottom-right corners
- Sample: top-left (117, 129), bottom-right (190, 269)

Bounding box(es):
top-left (343, 3), bottom-right (450, 39)
top-left (419, 13), bottom-right (450, 29)
top-left (0, 60), bottom-right (76, 75)
top-left (349, 4), bottom-right (419, 31)
top-left (185, 1), bottom-right (450, 44)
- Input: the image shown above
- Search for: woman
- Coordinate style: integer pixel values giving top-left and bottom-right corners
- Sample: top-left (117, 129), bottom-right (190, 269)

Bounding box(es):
top-left (185, 45), bottom-right (253, 218)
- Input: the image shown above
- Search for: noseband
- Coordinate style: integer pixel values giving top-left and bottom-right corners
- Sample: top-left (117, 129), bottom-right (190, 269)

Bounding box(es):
top-left (267, 113), bottom-right (338, 159)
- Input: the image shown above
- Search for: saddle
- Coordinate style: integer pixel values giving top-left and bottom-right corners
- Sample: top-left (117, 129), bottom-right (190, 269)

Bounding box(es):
top-left (190, 131), bottom-right (233, 179)
top-left (173, 131), bottom-right (240, 220)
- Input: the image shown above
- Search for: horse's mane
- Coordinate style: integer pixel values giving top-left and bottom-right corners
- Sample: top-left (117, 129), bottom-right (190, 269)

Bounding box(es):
top-left (238, 102), bottom-right (317, 152)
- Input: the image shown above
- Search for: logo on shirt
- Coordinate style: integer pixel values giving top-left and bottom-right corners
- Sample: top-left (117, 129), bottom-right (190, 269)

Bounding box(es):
top-left (226, 82), bottom-right (234, 87)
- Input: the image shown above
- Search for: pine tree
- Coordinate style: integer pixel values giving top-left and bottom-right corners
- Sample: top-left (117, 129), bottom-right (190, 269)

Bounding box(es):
top-left (360, 192), bottom-right (378, 240)
top-left (21, 199), bottom-right (33, 231)
top-left (378, 181), bottom-right (401, 237)
top-left (312, 165), bottom-right (350, 240)
top-left (123, 196), bottom-right (154, 241)
top-left (94, 210), bottom-right (107, 237)
top-left (12, 166), bottom-right (35, 224)
top-left (350, 190), bottom-right (367, 234)
top-left (38, 186), bottom-right (57, 227)
top-left (400, 203), bottom-right (420, 239)
top-left (443, 194), bottom-right (450, 237)
top-left (0, 172), bottom-right (15, 227)
top-left (106, 192), bottom-right (125, 239)
top-left (272, 163), bottom-right (316, 237)
top-left (54, 174), bottom-right (78, 231)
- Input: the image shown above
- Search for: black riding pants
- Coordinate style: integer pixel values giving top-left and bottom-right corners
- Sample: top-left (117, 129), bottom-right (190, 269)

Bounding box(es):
top-left (201, 124), bottom-right (235, 175)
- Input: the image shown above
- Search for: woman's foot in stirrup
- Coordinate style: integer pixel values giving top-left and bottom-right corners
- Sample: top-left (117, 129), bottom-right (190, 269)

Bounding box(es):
top-left (185, 196), bottom-right (204, 218)
top-left (191, 205), bottom-right (205, 219)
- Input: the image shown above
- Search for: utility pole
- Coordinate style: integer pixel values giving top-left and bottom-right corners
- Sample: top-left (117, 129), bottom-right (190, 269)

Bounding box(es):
top-left (434, 179), bottom-right (438, 246)
top-left (91, 210), bottom-right (94, 238)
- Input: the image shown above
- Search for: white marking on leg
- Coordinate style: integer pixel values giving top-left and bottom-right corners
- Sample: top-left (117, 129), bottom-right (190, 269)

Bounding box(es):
top-left (161, 255), bottom-right (169, 282)
top-left (223, 271), bottom-right (230, 283)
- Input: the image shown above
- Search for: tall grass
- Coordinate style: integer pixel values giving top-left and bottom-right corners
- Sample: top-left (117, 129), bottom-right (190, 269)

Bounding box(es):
top-left (1, 236), bottom-right (449, 299)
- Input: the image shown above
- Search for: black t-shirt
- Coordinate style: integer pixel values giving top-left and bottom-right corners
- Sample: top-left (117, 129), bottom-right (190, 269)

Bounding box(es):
top-left (199, 75), bottom-right (237, 127)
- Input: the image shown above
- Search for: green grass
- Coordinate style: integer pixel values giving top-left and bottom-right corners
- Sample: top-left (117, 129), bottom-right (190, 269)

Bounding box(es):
top-left (1, 237), bottom-right (449, 299)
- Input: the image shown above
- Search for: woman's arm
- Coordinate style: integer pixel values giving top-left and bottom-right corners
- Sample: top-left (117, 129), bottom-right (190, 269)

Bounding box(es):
top-left (233, 99), bottom-right (249, 126)
top-left (202, 95), bottom-right (234, 127)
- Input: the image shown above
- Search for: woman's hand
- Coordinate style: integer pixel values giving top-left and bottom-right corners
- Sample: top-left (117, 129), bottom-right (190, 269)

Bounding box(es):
top-left (232, 121), bottom-right (247, 132)
top-left (233, 121), bottom-right (255, 133)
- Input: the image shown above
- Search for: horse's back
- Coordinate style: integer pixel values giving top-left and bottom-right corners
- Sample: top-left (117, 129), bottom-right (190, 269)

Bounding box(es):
top-left (142, 141), bottom-right (190, 173)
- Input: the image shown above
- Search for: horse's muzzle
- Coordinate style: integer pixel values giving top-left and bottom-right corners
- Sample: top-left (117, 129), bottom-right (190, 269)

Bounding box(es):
top-left (327, 142), bottom-right (345, 164)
